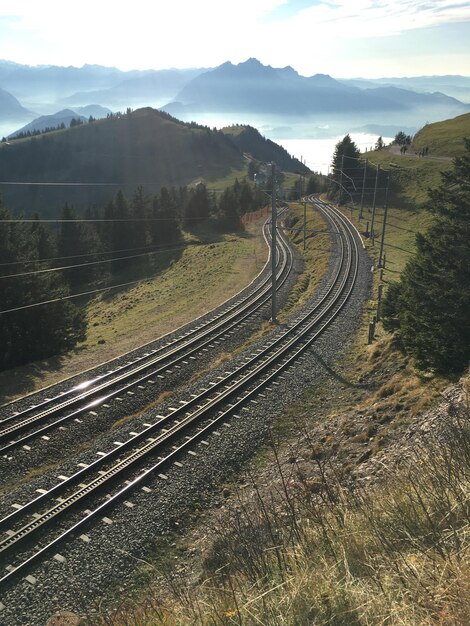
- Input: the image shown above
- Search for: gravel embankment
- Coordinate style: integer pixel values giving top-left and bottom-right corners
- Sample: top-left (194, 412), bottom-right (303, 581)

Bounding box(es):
top-left (0, 214), bottom-right (372, 625)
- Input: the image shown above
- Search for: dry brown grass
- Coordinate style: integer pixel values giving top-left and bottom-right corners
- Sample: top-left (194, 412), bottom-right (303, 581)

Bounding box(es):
top-left (91, 399), bottom-right (470, 626)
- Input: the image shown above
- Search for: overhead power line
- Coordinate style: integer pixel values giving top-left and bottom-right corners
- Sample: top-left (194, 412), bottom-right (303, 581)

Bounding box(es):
top-left (0, 243), bottom-right (172, 268)
top-left (1, 217), bottom-right (202, 223)
top-left (0, 181), bottom-right (123, 186)
top-left (0, 275), bottom-right (165, 315)
top-left (0, 243), bottom-right (190, 279)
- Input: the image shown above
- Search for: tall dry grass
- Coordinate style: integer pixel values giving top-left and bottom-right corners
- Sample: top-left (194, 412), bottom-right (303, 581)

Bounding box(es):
top-left (91, 393), bottom-right (469, 626)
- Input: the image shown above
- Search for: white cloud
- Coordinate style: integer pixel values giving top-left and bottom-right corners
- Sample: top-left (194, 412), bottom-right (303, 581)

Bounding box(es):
top-left (0, 0), bottom-right (469, 73)
top-left (265, 0), bottom-right (470, 39)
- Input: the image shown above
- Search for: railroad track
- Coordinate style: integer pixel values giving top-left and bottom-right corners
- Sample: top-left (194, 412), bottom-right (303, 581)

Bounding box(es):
top-left (0, 199), bottom-right (361, 590)
top-left (0, 210), bottom-right (294, 455)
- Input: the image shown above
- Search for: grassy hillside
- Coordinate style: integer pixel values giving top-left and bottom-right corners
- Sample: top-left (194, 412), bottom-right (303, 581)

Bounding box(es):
top-left (0, 112), bottom-right (309, 216)
top-left (0, 109), bottom-right (244, 214)
top-left (412, 112), bottom-right (470, 157)
top-left (0, 221), bottom-right (268, 403)
top-left (356, 112), bottom-right (470, 211)
top-left (360, 147), bottom-right (450, 209)
top-left (221, 124), bottom-right (309, 175)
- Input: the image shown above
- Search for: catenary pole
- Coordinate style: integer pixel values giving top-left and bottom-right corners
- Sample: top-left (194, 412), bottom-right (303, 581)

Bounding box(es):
top-left (359, 159), bottom-right (367, 220)
top-left (378, 172), bottom-right (390, 268)
top-left (271, 162), bottom-right (278, 323)
top-left (370, 164), bottom-right (380, 242)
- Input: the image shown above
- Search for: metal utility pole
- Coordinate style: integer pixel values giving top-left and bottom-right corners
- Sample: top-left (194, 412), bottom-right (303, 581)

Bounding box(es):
top-left (303, 200), bottom-right (307, 251)
top-left (300, 175), bottom-right (307, 251)
top-left (378, 172), bottom-right (390, 268)
top-left (370, 164), bottom-right (380, 242)
top-left (271, 162), bottom-right (278, 324)
top-left (359, 159), bottom-right (367, 220)
top-left (339, 154), bottom-right (344, 204)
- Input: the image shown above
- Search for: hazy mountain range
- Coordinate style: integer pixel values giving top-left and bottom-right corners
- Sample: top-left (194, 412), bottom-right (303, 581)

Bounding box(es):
top-left (1, 58), bottom-right (470, 139)
top-left (8, 106), bottom-right (112, 137)
top-left (163, 58), bottom-right (469, 117)
top-left (0, 86), bottom-right (33, 120)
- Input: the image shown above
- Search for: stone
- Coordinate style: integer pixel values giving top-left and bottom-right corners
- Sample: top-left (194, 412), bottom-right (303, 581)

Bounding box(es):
top-left (45, 610), bottom-right (84, 626)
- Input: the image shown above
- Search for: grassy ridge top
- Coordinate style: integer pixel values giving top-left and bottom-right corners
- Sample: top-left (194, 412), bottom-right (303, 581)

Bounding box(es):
top-left (412, 112), bottom-right (470, 157)
top-left (363, 149), bottom-right (450, 208)
top-left (360, 112), bottom-right (470, 209)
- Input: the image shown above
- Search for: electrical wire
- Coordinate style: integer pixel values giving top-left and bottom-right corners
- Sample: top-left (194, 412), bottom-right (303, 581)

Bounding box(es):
top-left (0, 275), bottom-right (165, 315)
top-left (0, 242), bottom-right (172, 267)
top-left (1, 217), bottom-right (207, 223)
top-left (0, 243), bottom-right (190, 279)
top-left (382, 241), bottom-right (414, 254)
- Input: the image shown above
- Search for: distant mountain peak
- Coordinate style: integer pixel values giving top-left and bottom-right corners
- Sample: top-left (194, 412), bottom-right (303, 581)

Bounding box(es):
top-left (309, 73), bottom-right (335, 82)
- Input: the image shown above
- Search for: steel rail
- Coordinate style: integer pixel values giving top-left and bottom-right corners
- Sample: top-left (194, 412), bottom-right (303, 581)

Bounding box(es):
top-left (0, 201), bottom-right (360, 588)
top-left (0, 214), bottom-right (293, 453)
top-left (0, 210), bottom-right (285, 418)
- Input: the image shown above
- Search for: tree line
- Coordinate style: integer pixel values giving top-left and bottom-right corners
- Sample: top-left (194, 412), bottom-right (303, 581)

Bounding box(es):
top-left (382, 139), bottom-right (470, 374)
top-left (2, 116), bottom-right (96, 143)
top-left (327, 133), bottom-right (468, 375)
top-left (0, 178), bottom-right (268, 372)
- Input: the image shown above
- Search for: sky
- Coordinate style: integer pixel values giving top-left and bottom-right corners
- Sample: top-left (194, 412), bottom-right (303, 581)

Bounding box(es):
top-left (0, 0), bottom-right (469, 77)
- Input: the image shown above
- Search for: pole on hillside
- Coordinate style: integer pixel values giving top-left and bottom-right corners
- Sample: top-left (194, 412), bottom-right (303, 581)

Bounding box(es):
top-left (271, 162), bottom-right (278, 324)
top-left (377, 284), bottom-right (384, 321)
top-left (370, 164), bottom-right (380, 242)
top-left (339, 154), bottom-right (344, 204)
top-left (378, 172), bottom-right (390, 268)
top-left (359, 159), bottom-right (367, 220)
top-left (301, 175), bottom-right (307, 251)
top-left (303, 200), bottom-right (307, 251)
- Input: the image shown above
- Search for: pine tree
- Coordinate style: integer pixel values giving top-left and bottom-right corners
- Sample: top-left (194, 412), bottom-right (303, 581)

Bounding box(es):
top-left (103, 191), bottom-right (132, 273)
top-left (57, 204), bottom-right (102, 288)
top-left (150, 188), bottom-right (180, 246)
top-left (130, 186), bottom-right (149, 251)
top-left (218, 188), bottom-right (241, 230)
top-left (0, 202), bottom-right (86, 370)
top-left (183, 184), bottom-right (211, 229)
top-left (382, 139), bottom-right (470, 373)
top-left (329, 134), bottom-right (361, 203)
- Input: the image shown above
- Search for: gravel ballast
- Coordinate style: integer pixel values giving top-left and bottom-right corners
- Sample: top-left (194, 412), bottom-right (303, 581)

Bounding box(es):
top-left (0, 207), bottom-right (373, 625)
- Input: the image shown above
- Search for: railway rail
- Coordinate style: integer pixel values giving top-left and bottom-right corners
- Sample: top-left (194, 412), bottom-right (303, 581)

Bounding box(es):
top-left (0, 198), bottom-right (361, 591)
top-left (0, 210), bottom-right (294, 454)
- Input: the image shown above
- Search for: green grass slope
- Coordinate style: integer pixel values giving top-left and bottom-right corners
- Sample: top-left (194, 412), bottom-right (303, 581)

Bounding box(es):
top-left (412, 112), bottom-right (470, 157)
top-left (363, 149), bottom-right (449, 208)
top-left (359, 113), bottom-right (470, 210)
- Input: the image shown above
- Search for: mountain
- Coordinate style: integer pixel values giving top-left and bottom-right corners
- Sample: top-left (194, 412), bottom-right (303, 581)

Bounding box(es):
top-left (0, 86), bottom-right (33, 121)
top-left (9, 109), bottom-right (88, 137)
top-left (0, 62), bottom-right (142, 101)
top-left (341, 75), bottom-right (470, 103)
top-left (363, 85), bottom-right (466, 109)
top-left (222, 125), bottom-right (309, 174)
top-left (71, 104), bottom-right (112, 119)
top-left (0, 107), bottom-right (305, 214)
top-left (164, 58), bottom-right (470, 119)
top-left (63, 69), bottom-right (207, 108)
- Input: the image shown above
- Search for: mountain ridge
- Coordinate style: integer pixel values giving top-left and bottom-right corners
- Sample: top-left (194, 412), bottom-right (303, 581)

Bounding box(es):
top-left (165, 58), bottom-right (470, 119)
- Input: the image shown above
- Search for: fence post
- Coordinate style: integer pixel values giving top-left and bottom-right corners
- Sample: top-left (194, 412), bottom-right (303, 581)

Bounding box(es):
top-left (377, 284), bottom-right (383, 321)
top-left (368, 319), bottom-right (375, 344)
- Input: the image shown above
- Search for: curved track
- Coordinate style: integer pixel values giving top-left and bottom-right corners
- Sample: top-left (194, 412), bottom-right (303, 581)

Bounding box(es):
top-left (0, 212), bottom-right (294, 454)
top-left (0, 199), bottom-right (361, 589)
